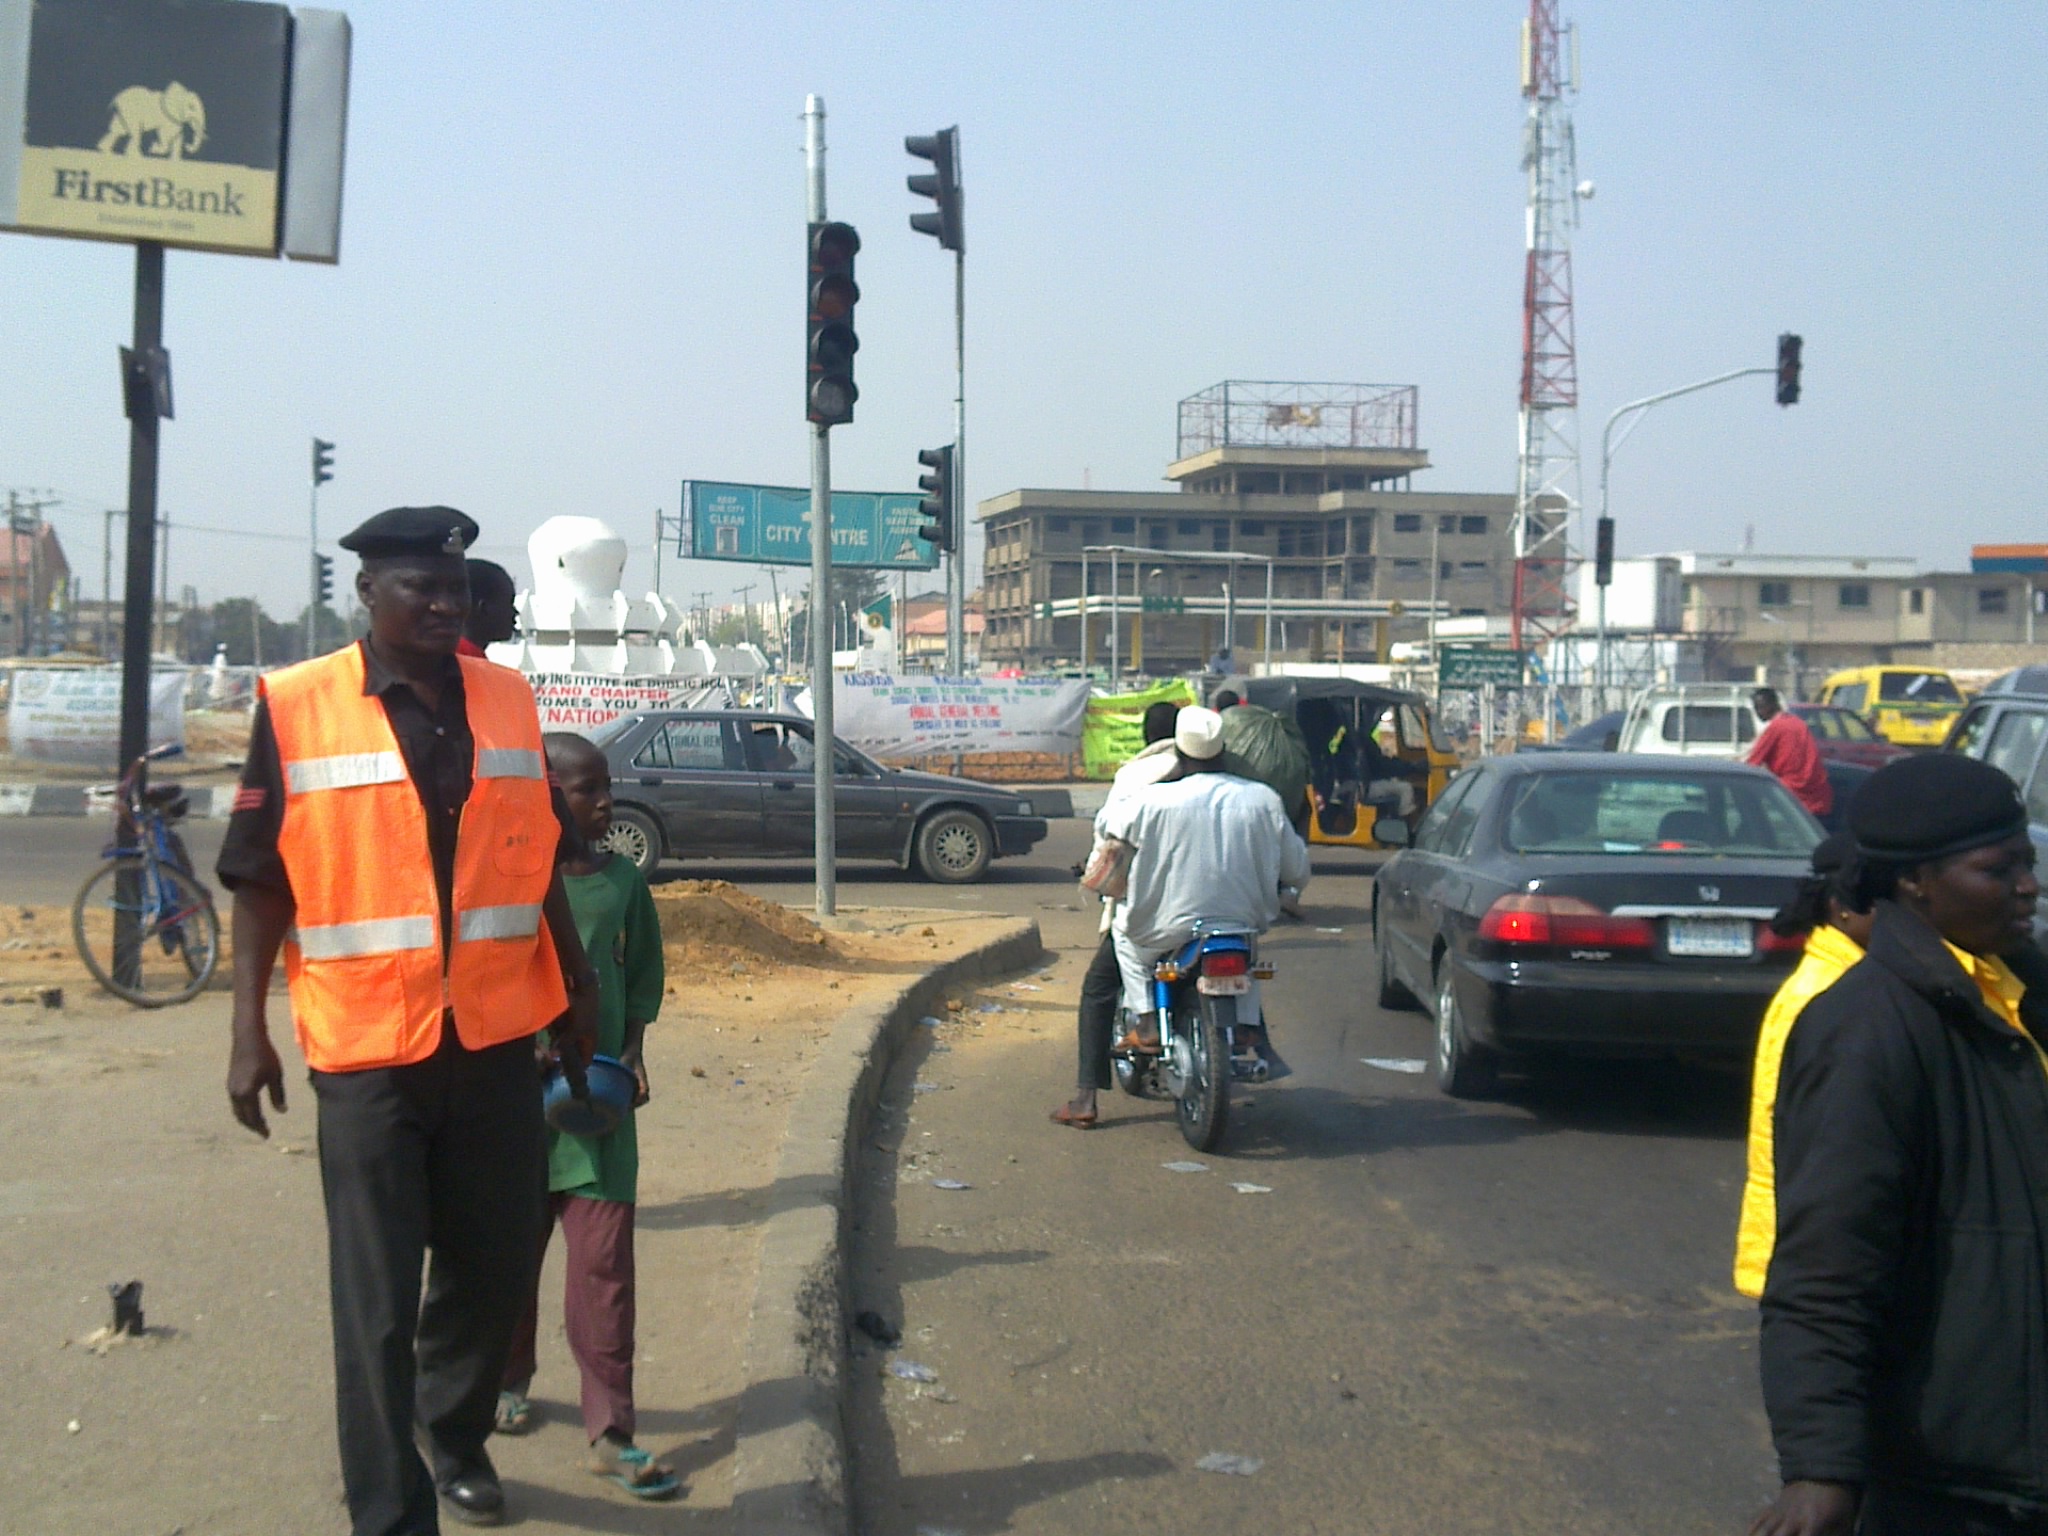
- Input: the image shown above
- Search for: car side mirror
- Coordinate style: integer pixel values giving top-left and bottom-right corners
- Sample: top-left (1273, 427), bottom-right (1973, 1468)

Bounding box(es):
top-left (1374, 817), bottom-right (1411, 848)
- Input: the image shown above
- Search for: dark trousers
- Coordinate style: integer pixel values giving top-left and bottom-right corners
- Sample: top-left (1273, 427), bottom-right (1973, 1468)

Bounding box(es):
top-left (312, 1028), bottom-right (546, 1536)
top-left (505, 1193), bottom-right (637, 1443)
top-left (1077, 931), bottom-right (1123, 1089)
top-left (1862, 1484), bottom-right (2048, 1535)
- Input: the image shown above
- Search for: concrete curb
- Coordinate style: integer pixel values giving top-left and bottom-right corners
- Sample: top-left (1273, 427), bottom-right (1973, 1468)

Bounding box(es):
top-left (729, 913), bottom-right (1045, 1536)
top-left (0, 783), bottom-right (235, 817)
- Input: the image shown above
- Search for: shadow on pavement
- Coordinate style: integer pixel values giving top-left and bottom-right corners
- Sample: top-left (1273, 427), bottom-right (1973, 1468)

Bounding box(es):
top-left (864, 1448), bottom-right (1177, 1534)
top-left (893, 1243), bottom-right (1051, 1286)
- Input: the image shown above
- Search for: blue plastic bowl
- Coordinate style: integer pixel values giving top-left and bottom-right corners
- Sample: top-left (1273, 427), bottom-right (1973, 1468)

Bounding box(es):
top-left (542, 1053), bottom-right (636, 1137)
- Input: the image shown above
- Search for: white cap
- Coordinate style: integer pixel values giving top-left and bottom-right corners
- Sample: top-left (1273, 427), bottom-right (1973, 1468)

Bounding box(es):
top-left (1175, 706), bottom-right (1225, 760)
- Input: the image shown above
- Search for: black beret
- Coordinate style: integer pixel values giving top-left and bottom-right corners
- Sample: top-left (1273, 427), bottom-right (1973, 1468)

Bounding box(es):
top-left (1848, 752), bottom-right (2028, 863)
top-left (338, 505), bottom-right (478, 560)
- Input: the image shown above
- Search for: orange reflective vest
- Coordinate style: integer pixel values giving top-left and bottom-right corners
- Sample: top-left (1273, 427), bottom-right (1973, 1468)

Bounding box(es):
top-left (262, 644), bottom-right (565, 1072)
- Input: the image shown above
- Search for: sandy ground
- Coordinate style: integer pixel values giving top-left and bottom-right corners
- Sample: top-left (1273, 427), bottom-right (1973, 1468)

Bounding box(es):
top-left (0, 880), bottom-right (1016, 1535)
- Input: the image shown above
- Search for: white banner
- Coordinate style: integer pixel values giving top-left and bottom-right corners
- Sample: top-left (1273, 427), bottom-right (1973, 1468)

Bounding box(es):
top-left (527, 673), bottom-right (728, 732)
top-left (6, 667), bottom-right (187, 766)
top-left (829, 673), bottom-right (1090, 758)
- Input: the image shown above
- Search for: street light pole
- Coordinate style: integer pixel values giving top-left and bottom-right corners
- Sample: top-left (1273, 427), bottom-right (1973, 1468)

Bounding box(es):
top-left (804, 94), bottom-right (837, 918)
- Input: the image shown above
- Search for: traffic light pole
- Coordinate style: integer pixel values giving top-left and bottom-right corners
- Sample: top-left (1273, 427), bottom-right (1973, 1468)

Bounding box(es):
top-left (805, 93), bottom-right (837, 919)
top-left (306, 478), bottom-right (321, 660)
top-left (1595, 363), bottom-right (1775, 694)
top-left (947, 245), bottom-right (965, 676)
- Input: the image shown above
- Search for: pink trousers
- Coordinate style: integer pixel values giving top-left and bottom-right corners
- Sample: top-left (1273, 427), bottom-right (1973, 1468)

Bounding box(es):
top-left (504, 1193), bottom-right (636, 1443)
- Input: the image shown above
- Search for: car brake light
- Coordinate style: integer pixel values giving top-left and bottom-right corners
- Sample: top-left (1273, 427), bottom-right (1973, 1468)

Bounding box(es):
top-left (1202, 950), bottom-right (1250, 977)
top-left (1758, 926), bottom-right (1807, 954)
top-left (1477, 893), bottom-right (1655, 951)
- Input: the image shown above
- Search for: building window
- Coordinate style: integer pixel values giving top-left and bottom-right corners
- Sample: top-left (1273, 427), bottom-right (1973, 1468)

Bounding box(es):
top-left (1145, 522), bottom-right (1168, 547)
top-left (1682, 581), bottom-right (1696, 604)
top-left (1979, 587), bottom-right (2010, 616)
top-left (1392, 558), bottom-right (1423, 579)
top-left (1240, 520), bottom-right (1266, 536)
top-left (1393, 513), bottom-right (1422, 533)
top-left (1459, 560), bottom-right (1489, 577)
top-left (1341, 473), bottom-right (1366, 489)
top-left (1047, 516), bottom-right (1069, 533)
top-left (1110, 517), bottom-right (1134, 535)
top-left (1439, 561), bottom-right (1453, 581)
top-left (1325, 524), bottom-right (1345, 556)
top-left (1176, 519), bottom-right (1200, 536)
top-left (1211, 524), bottom-right (1230, 551)
top-left (1439, 514), bottom-right (1457, 534)
top-left (1838, 583), bottom-right (1871, 610)
top-left (1759, 581), bottom-right (1791, 607)
top-left (1909, 588), bottom-right (1925, 614)
top-left (1459, 515), bottom-right (1489, 536)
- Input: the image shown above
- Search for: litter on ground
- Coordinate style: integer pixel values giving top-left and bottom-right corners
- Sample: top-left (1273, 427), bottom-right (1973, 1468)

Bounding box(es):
top-left (932, 1178), bottom-right (972, 1191)
top-left (1230, 1182), bottom-right (1274, 1195)
top-left (888, 1360), bottom-right (939, 1383)
top-left (1162, 1160), bottom-right (1209, 1174)
top-left (1362, 1057), bottom-right (1429, 1074)
top-left (1196, 1452), bottom-right (1264, 1476)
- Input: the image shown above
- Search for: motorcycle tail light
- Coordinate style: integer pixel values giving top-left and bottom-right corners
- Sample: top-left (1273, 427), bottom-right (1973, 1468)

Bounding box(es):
top-left (1202, 950), bottom-right (1251, 978)
top-left (1477, 893), bottom-right (1655, 951)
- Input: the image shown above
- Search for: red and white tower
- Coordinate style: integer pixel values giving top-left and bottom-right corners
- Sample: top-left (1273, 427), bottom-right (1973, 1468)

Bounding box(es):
top-left (1510, 0), bottom-right (1587, 650)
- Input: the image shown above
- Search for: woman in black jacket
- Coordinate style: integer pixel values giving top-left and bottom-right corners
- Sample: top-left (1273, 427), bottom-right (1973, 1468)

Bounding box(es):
top-left (1754, 752), bottom-right (2048, 1536)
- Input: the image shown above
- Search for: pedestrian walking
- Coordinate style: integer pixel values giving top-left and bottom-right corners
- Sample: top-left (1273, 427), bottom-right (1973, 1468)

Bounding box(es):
top-left (498, 732), bottom-right (678, 1500)
top-left (1752, 752), bottom-right (2048, 1536)
top-left (218, 506), bottom-right (601, 1534)
top-left (1732, 832), bottom-right (1874, 1299)
top-left (1747, 689), bottom-right (1832, 820)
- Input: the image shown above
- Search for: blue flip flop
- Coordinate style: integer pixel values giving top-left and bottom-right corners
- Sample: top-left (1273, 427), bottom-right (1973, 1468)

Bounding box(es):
top-left (587, 1440), bottom-right (680, 1501)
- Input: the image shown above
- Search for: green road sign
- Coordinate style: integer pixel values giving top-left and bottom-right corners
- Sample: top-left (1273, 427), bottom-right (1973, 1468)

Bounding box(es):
top-left (1438, 646), bottom-right (1528, 689)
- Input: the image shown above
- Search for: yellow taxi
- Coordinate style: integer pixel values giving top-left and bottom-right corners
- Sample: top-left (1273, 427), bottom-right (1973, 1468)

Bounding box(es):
top-left (1815, 665), bottom-right (1967, 748)
top-left (1239, 677), bottom-right (1460, 846)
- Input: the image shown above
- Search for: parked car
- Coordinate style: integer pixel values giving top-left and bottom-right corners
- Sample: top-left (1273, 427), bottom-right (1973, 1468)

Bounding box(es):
top-left (1614, 684), bottom-right (1760, 758)
top-left (1563, 709), bottom-right (1625, 752)
top-left (1979, 667), bottom-right (2048, 697)
top-left (1370, 754), bottom-right (1820, 1096)
top-left (1788, 704), bottom-right (1910, 769)
top-left (1943, 692), bottom-right (2048, 942)
top-left (1815, 664), bottom-right (1967, 748)
top-left (584, 710), bottom-right (1049, 882)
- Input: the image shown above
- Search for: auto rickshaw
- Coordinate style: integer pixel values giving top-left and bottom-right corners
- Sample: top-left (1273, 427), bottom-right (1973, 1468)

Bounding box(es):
top-left (1238, 676), bottom-right (1458, 848)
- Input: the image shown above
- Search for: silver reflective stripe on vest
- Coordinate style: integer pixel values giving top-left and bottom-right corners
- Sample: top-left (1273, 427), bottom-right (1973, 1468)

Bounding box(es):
top-left (295, 915), bottom-right (437, 959)
top-left (476, 748), bottom-right (544, 780)
top-left (458, 903), bottom-right (544, 943)
top-left (286, 751), bottom-right (407, 795)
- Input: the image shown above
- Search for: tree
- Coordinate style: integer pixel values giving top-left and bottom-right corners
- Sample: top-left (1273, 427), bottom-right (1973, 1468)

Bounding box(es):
top-left (192, 597), bottom-right (297, 666)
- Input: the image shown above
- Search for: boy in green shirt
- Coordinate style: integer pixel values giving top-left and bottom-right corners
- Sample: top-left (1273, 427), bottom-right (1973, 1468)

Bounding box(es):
top-left (498, 733), bottom-right (676, 1500)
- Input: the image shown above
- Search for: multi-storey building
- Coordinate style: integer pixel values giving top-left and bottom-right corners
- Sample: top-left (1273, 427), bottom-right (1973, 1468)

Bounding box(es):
top-left (978, 382), bottom-right (1527, 674)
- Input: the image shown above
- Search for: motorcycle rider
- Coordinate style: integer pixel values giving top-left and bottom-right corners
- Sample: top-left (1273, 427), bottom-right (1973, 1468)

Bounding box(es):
top-left (1098, 706), bottom-right (1311, 1054)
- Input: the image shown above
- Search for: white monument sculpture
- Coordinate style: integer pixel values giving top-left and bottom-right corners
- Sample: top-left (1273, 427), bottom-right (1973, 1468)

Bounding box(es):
top-left (486, 515), bottom-right (767, 679)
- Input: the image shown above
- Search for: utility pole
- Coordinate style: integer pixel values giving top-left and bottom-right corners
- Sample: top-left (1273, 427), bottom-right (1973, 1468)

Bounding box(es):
top-left (765, 564), bottom-right (783, 670)
top-left (735, 582), bottom-right (756, 645)
top-left (805, 93), bottom-right (839, 916)
top-left (309, 439), bottom-right (334, 660)
top-left (906, 126), bottom-right (967, 676)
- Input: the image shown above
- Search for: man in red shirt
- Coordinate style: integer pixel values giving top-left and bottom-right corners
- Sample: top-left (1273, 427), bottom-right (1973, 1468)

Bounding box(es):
top-left (1749, 688), bottom-right (1833, 819)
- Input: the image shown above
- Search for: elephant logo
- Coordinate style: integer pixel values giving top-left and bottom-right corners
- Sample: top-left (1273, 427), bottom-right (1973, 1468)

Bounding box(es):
top-left (97, 82), bottom-right (208, 160)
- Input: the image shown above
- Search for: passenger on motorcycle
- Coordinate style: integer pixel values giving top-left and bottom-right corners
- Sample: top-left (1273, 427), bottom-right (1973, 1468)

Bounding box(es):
top-left (1100, 707), bottom-right (1310, 1054)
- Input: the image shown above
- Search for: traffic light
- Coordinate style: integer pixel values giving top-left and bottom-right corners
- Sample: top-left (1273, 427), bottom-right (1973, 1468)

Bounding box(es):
top-left (1775, 333), bottom-right (1802, 406)
top-left (806, 221), bottom-right (861, 427)
top-left (905, 127), bottom-right (963, 253)
top-left (314, 552), bottom-right (334, 604)
top-left (312, 437), bottom-right (335, 485)
top-left (1594, 516), bottom-right (1615, 588)
top-left (916, 444), bottom-right (955, 554)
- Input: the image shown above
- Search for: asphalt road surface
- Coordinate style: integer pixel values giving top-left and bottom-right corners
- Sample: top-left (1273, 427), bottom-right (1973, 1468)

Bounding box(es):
top-left (2, 813), bottom-right (1777, 1532)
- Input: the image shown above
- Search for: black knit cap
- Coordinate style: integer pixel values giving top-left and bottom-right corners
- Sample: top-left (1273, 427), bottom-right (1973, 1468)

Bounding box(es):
top-left (338, 506), bottom-right (478, 560)
top-left (1848, 752), bottom-right (2028, 863)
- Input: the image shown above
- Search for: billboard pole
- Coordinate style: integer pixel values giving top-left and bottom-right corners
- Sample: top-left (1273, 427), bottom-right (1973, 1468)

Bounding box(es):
top-left (805, 94), bottom-right (837, 918)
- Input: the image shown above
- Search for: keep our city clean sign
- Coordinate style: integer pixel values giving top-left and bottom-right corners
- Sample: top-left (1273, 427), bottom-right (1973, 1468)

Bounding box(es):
top-left (0, 0), bottom-right (352, 261)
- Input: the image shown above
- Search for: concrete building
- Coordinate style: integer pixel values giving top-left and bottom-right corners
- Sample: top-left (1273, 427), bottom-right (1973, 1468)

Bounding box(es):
top-left (1594, 551), bottom-right (2048, 694)
top-left (1, 520), bottom-right (71, 657)
top-left (978, 381), bottom-right (1528, 675)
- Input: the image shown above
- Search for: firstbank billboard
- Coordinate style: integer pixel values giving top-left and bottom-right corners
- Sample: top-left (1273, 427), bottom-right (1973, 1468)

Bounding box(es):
top-left (0, 0), bottom-right (350, 260)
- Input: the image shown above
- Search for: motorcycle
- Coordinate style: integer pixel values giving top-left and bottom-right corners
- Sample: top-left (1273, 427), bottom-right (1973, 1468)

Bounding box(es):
top-left (1111, 924), bottom-right (1276, 1152)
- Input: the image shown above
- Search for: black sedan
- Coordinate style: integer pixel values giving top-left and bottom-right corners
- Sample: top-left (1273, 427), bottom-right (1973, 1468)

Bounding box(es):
top-left (1371, 753), bottom-right (1821, 1096)
top-left (584, 710), bottom-right (1050, 883)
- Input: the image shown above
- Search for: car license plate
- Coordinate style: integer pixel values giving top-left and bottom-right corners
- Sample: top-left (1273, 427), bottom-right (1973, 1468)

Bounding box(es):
top-left (1666, 918), bottom-right (1754, 958)
top-left (1197, 974), bottom-right (1252, 995)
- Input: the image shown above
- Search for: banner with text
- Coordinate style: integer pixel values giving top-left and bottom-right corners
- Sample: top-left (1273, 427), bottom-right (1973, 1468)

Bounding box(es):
top-left (527, 673), bottom-right (728, 733)
top-left (6, 666), bottom-right (186, 765)
top-left (682, 479), bottom-right (938, 570)
top-left (1080, 678), bottom-right (1197, 780)
top-left (830, 674), bottom-right (1090, 759)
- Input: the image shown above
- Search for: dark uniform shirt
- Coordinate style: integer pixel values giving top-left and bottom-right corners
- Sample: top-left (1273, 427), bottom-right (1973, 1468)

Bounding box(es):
top-left (217, 641), bottom-right (474, 952)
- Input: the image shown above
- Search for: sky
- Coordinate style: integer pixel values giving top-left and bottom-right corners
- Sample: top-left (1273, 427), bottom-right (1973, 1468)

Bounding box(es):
top-left (3, 0), bottom-right (2044, 621)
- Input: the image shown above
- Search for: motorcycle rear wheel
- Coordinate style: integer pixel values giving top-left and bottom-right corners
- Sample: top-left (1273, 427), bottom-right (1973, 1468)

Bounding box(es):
top-left (1175, 994), bottom-right (1232, 1152)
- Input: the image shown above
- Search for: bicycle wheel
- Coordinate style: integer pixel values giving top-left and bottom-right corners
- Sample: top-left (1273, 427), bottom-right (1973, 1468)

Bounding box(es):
top-left (73, 855), bottom-right (221, 1008)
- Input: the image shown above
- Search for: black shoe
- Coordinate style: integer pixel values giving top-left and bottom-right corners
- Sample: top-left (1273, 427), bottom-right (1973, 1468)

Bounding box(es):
top-left (437, 1471), bottom-right (505, 1527)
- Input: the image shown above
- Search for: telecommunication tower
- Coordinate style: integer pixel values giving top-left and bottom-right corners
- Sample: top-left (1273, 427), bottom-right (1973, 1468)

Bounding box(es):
top-left (1510, 0), bottom-right (1589, 650)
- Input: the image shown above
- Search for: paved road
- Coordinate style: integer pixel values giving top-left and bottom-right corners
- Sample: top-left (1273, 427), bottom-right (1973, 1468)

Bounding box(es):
top-left (2, 814), bottom-right (1777, 1531)
top-left (842, 820), bottom-right (1776, 1536)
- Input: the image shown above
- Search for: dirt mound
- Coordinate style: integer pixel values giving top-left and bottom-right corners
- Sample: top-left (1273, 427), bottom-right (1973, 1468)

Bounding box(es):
top-left (651, 880), bottom-right (836, 971)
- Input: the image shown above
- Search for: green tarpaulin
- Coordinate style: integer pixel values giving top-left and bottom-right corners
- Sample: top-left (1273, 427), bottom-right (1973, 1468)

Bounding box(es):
top-left (1081, 679), bottom-right (1196, 779)
top-left (1220, 703), bottom-right (1310, 821)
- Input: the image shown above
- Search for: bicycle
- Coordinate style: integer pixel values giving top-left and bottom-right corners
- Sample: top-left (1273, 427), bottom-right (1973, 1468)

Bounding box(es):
top-left (72, 744), bottom-right (221, 1007)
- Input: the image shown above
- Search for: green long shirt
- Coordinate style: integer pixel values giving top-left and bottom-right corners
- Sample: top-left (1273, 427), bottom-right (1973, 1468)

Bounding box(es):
top-left (548, 854), bottom-right (665, 1203)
